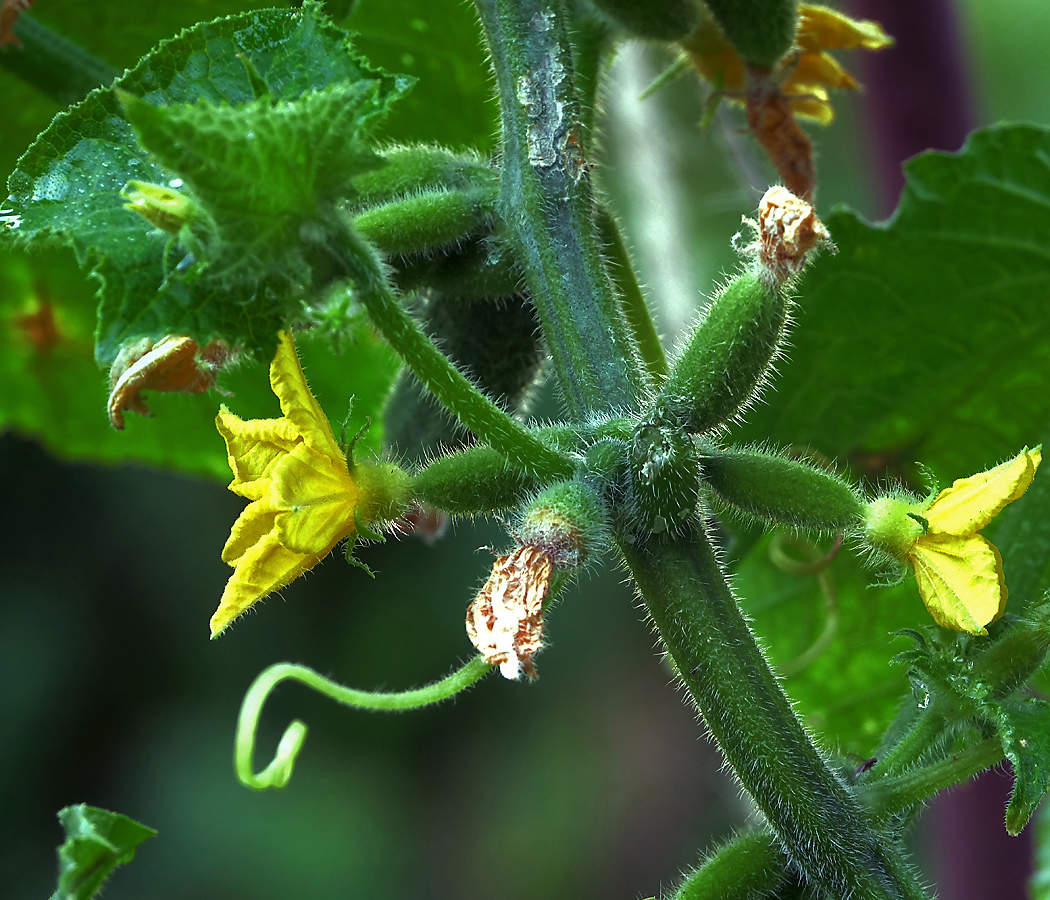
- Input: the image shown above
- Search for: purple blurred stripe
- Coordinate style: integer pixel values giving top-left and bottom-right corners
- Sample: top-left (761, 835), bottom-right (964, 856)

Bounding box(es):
top-left (848, 0), bottom-right (977, 217)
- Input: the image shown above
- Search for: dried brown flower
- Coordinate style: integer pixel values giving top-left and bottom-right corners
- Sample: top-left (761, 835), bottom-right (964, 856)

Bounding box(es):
top-left (466, 545), bottom-right (553, 680)
top-left (755, 185), bottom-right (831, 281)
top-left (108, 335), bottom-right (231, 429)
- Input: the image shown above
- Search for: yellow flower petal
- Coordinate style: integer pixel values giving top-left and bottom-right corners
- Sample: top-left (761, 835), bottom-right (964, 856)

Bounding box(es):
top-left (911, 534), bottom-right (1004, 635)
top-left (797, 4), bottom-right (894, 53)
top-left (211, 531), bottom-right (323, 637)
top-left (269, 331), bottom-right (343, 459)
top-left (270, 443), bottom-right (358, 555)
top-left (216, 407), bottom-right (299, 500)
top-left (788, 91), bottom-right (834, 126)
top-left (221, 497), bottom-right (279, 566)
top-left (789, 51), bottom-right (859, 93)
top-left (925, 448), bottom-right (1041, 536)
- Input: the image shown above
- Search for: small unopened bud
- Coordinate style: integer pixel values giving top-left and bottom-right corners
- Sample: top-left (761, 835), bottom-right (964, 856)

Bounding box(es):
top-left (108, 335), bottom-right (232, 429)
top-left (122, 181), bottom-right (196, 234)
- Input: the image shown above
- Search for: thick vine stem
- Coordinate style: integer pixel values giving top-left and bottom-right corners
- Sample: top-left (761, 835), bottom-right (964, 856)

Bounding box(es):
top-left (235, 656), bottom-right (493, 790)
top-left (320, 213), bottom-right (574, 483)
top-left (621, 521), bottom-right (928, 900)
top-left (474, 0), bottom-right (648, 419)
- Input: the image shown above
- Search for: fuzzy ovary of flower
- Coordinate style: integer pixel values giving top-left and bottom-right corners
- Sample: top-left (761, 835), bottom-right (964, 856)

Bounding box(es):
top-left (681, 3), bottom-right (892, 125)
top-left (864, 448), bottom-right (1041, 635)
top-left (213, 331), bottom-right (409, 637)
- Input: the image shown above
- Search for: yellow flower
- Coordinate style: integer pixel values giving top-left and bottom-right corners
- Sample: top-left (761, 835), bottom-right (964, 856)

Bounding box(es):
top-left (213, 331), bottom-right (409, 637)
top-left (865, 448), bottom-right (1041, 635)
top-left (681, 3), bottom-right (893, 125)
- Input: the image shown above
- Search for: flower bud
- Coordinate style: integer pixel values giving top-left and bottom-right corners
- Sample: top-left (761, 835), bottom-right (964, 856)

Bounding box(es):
top-left (122, 181), bottom-right (196, 234)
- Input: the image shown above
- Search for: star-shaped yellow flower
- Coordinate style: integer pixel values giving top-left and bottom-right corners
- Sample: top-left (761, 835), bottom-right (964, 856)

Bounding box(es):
top-left (865, 448), bottom-right (1041, 635)
top-left (213, 331), bottom-right (410, 637)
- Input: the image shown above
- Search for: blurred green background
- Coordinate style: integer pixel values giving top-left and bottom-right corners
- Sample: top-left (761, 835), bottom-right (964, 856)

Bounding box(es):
top-left (3, 0), bottom-right (1050, 897)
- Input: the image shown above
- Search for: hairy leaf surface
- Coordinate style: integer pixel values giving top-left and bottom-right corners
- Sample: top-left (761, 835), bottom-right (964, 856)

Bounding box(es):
top-left (5, 2), bottom-right (408, 362)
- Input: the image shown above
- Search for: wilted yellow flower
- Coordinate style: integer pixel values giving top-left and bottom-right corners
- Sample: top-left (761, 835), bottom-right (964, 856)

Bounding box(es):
top-left (213, 331), bottom-right (410, 637)
top-left (865, 448), bottom-right (1041, 635)
top-left (682, 3), bottom-right (893, 126)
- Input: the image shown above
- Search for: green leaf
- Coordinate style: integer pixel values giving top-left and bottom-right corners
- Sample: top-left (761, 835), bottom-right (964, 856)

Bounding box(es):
top-left (732, 533), bottom-right (924, 754)
top-left (0, 245), bottom-right (397, 477)
top-left (739, 125), bottom-right (1050, 484)
top-left (993, 420), bottom-right (1050, 616)
top-left (347, 0), bottom-right (498, 150)
top-left (119, 75), bottom-right (401, 288)
top-left (5, 1), bottom-right (408, 363)
top-left (990, 697), bottom-right (1050, 835)
top-left (50, 804), bottom-right (156, 900)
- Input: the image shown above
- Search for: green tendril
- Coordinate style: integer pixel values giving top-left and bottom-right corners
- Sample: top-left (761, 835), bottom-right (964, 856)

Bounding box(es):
top-left (769, 533), bottom-right (841, 678)
top-left (235, 656), bottom-right (493, 791)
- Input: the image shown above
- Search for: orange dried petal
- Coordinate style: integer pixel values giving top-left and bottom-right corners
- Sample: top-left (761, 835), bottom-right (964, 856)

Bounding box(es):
top-left (108, 335), bottom-right (230, 429)
top-left (0, 0), bottom-right (36, 48)
top-left (755, 185), bottom-right (830, 277)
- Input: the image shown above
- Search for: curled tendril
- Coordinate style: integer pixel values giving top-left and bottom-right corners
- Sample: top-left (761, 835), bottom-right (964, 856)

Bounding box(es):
top-left (769, 532), bottom-right (842, 678)
top-left (235, 656), bottom-right (493, 790)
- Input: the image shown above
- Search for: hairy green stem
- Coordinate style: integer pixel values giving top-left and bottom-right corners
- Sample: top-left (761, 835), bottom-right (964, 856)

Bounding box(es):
top-left (235, 656), bottom-right (493, 790)
top-left (597, 208), bottom-right (668, 382)
top-left (860, 739), bottom-right (1004, 821)
top-left (325, 215), bottom-right (574, 482)
top-left (622, 522), bottom-right (927, 900)
top-left (1, 14), bottom-right (119, 106)
top-left (474, 0), bottom-right (647, 419)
